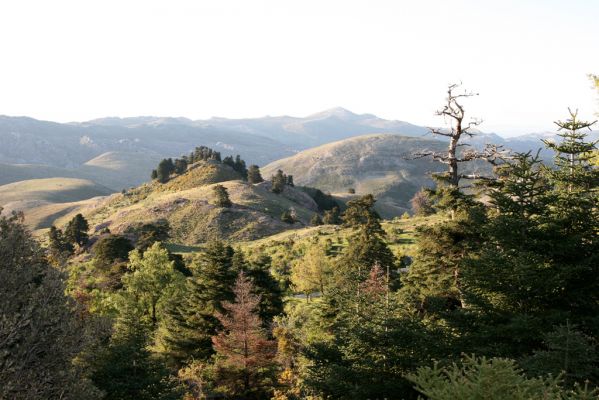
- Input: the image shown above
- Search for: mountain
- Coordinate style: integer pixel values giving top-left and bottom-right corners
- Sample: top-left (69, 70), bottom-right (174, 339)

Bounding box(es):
top-left (45, 160), bottom-right (321, 243)
top-left (1, 109), bottom-right (585, 223)
top-left (262, 134), bottom-right (452, 217)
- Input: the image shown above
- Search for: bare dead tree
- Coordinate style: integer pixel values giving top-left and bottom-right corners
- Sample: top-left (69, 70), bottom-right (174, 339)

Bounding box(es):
top-left (412, 83), bottom-right (510, 188)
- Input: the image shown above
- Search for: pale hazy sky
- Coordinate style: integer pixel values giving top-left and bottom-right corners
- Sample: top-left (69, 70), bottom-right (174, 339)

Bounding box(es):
top-left (0, 0), bottom-right (597, 136)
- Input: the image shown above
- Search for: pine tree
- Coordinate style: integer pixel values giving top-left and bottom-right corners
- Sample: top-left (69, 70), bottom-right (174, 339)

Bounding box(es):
top-left (211, 272), bottom-right (277, 399)
top-left (151, 169), bottom-right (158, 180)
top-left (271, 170), bottom-right (287, 194)
top-left (92, 234), bottom-right (134, 265)
top-left (453, 115), bottom-right (598, 359)
top-left (407, 355), bottom-right (598, 400)
top-left (212, 184), bottom-right (232, 208)
top-left (64, 213), bottom-right (89, 247)
top-left (286, 175), bottom-right (294, 187)
top-left (247, 165), bottom-right (264, 184)
top-left (233, 251), bottom-right (284, 328)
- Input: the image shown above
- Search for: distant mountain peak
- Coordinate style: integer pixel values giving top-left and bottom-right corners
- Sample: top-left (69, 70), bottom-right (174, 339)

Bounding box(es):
top-left (307, 107), bottom-right (359, 120)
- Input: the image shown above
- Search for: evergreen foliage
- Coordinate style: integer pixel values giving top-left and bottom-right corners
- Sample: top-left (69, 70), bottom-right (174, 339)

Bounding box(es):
top-left (323, 206), bottom-right (341, 224)
top-left (407, 355), bottom-right (598, 400)
top-left (64, 213), bottom-right (89, 247)
top-left (247, 164), bottom-right (264, 184)
top-left (271, 169), bottom-right (287, 194)
top-left (93, 234), bottom-right (134, 265)
top-left (212, 184), bottom-right (233, 207)
top-left (90, 302), bottom-right (181, 400)
top-left (310, 213), bottom-right (323, 226)
top-left (211, 272), bottom-right (277, 399)
top-left (157, 241), bottom-right (237, 366)
top-left (0, 212), bottom-right (100, 399)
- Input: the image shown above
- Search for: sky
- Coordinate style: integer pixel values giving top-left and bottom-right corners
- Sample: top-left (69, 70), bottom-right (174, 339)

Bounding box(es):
top-left (0, 0), bottom-right (597, 137)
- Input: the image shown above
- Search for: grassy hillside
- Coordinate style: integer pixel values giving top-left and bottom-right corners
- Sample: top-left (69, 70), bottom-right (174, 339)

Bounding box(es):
top-left (0, 177), bottom-right (112, 206)
top-left (50, 161), bottom-right (321, 244)
top-left (0, 178), bottom-right (112, 230)
top-left (0, 163), bottom-right (81, 185)
top-left (0, 151), bottom-right (162, 191)
top-left (262, 134), bottom-right (448, 217)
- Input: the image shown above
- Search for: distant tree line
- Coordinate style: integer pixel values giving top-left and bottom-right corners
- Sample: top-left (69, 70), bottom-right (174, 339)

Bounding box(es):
top-left (150, 145), bottom-right (260, 184)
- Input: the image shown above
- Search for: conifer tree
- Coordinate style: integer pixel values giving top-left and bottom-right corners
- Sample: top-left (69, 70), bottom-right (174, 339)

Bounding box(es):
top-left (90, 302), bottom-right (181, 400)
top-left (310, 213), bottom-right (323, 226)
top-left (337, 195), bottom-right (397, 286)
top-left (323, 206), bottom-right (341, 225)
top-left (281, 208), bottom-right (296, 224)
top-left (211, 272), bottom-right (277, 399)
top-left (212, 184), bottom-right (232, 208)
top-left (47, 225), bottom-right (73, 259)
top-left (234, 155), bottom-right (248, 180)
top-left (174, 158), bottom-right (188, 174)
top-left (305, 264), bottom-right (434, 399)
top-left (156, 158), bottom-right (175, 183)
top-left (233, 251), bottom-right (284, 328)
top-left (64, 213), bottom-right (89, 247)
top-left (151, 169), bottom-right (158, 180)
top-left (271, 170), bottom-right (287, 194)
top-left (0, 212), bottom-right (100, 399)
top-left (247, 164), bottom-right (264, 184)
top-left (157, 241), bottom-right (237, 366)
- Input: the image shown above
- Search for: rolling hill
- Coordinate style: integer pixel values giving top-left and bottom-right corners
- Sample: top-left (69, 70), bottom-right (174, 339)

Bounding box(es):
top-left (0, 178), bottom-right (113, 229)
top-left (262, 134), bottom-right (488, 217)
top-left (47, 160), bottom-right (322, 244)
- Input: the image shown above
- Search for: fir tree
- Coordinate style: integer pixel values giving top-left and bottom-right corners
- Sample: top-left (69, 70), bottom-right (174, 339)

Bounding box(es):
top-left (271, 170), bottom-right (287, 194)
top-left (211, 272), bottom-right (277, 399)
top-left (174, 158), bottom-right (188, 174)
top-left (0, 212), bottom-right (100, 399)
top-left (90, 302), bottom-right (181, 400)
top-left (247, 164), bottom-right (264, 184)
top-left (47, 225), bottom-right (73, 259)
top-left (156, 158), bottom-right (175, 183)
top-left (213, 184), bottom-right (232, 208)
top-left (156, 241), bottom-right (237, 366)
top-left (64, 213), bottom-right (89, 247)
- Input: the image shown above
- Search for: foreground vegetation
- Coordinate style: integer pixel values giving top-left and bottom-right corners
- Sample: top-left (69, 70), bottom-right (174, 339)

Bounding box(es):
top-left (1, 84), bottom-right (599, 399)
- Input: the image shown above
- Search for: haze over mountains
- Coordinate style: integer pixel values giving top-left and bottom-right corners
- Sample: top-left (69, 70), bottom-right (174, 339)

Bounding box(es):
top-left (2, 107), bottom-right (595, 224)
